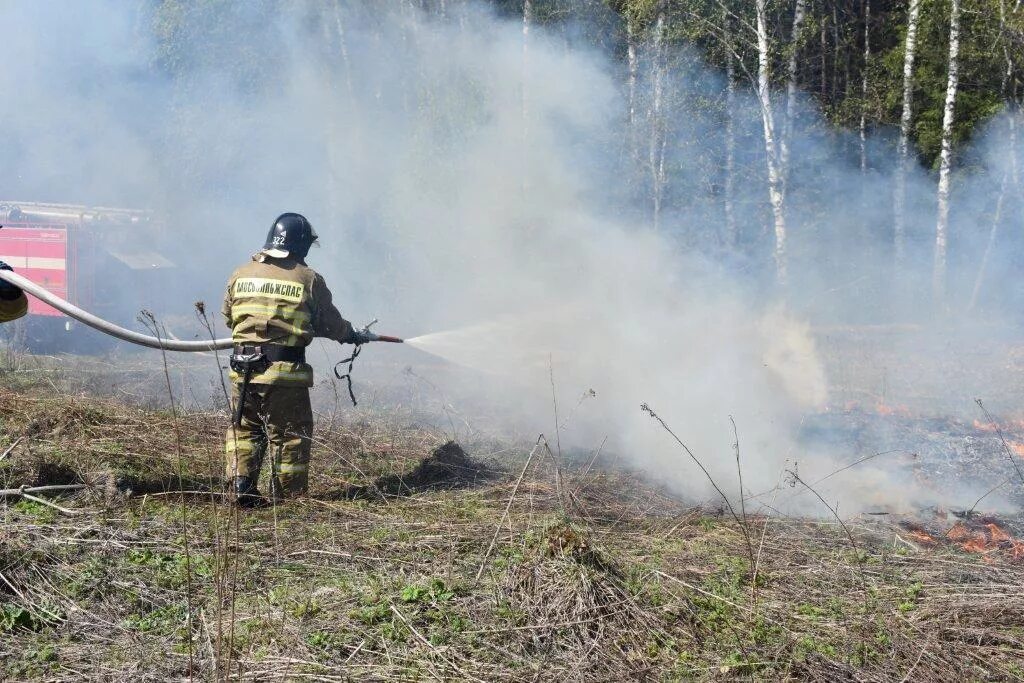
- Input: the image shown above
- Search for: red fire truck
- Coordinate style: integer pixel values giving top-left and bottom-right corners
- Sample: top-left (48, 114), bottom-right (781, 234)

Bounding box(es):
top-left (0, 201), bottom-right (176, 350)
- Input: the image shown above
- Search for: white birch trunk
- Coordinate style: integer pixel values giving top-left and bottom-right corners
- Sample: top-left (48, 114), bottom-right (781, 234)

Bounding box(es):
top-left (648, 2), bottom-right (668, 232)
top-left (859, 0), bottom-right (872, 239)
top-left (859, 0), bottom-right (870, 176)
top-left (968, 0), bottom-right (1016, 310)
top-left (725, 37), bottom-right (738, 246)
top-left (757, 0), bottom-right (788, 285)
top-left (933, 0), bottom-right (962, 303)
top-left (820, 8), bottom-right (827, 98)
top-left (521, 0), bottom-right (531, 202)
top-left (893, 0), bottom-right (922, 267)
top-left (627, 15), bottom-right (639, 168)
top-left (781, 0), bottom-right (807, 179)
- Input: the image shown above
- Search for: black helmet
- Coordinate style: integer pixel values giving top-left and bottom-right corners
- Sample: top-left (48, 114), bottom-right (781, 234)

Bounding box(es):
top-left (263, 212), bottom-right (318, 259)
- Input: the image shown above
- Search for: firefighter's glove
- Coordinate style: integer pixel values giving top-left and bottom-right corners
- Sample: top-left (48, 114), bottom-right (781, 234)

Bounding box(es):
top-left (0, 260), bottom-right (21, 298)
top-left (351, 329), bottom-right (379, 345)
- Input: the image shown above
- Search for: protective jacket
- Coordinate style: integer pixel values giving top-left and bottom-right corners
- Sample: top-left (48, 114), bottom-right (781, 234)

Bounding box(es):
top-left (222, 253), bottom-right (355, 387)
top-left (0, 291), bottom-right (27, 323)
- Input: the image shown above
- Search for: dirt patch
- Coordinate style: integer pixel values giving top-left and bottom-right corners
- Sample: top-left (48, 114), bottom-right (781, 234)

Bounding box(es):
top-left (339, 441), bottom-right (499, 499)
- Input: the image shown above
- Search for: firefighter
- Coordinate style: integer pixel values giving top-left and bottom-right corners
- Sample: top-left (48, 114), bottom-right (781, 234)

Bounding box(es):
top-left (0, 260), bottom-right (28, 323)
top-left (222, 213), bottom-right (371, 506)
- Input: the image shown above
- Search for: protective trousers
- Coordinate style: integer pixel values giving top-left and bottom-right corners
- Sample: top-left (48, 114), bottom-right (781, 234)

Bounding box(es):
top-left (225, 383), bottom-right (313, 497)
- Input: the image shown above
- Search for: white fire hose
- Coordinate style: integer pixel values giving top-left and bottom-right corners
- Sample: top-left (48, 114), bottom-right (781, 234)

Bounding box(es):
top-left (0, 269), bottom-right (233, 352)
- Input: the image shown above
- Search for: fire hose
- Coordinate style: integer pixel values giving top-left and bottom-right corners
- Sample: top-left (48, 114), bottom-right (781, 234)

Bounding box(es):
top-left (0, 268), bottom-right (233, 351)
top-left (0, 268), bottom-right (404, 408)
top-left (0, 269), bottom-right (404, 352)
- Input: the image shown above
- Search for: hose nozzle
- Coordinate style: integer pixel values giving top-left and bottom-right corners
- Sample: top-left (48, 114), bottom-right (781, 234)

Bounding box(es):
top-left (358, 319), bottom-right (403, 343)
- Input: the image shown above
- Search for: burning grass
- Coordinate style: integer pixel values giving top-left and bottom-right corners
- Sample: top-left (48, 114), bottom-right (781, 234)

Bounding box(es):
top-left (2, 379), bottom-right (1024, 680)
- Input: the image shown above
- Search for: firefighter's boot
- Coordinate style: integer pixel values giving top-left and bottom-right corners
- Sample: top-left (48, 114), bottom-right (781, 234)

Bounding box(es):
top-left (229, 476), bottom-right (266, 508)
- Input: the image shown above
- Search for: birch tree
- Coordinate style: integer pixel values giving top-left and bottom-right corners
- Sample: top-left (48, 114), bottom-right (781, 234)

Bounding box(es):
top-left (893, 0), bottom-right (922, 267)
top-left (781, 0), bottom-right (808, 180)
top-left (859, 0), bottom-right (870, 177)
top-left (648, 0), bottom-right (668, 232)
top-left (933, 0), bottom-right (962, 303)
top-left (756, 0), bottom-right (788, 285)
top-left (858, 0), bottom-right (871, 237)
top-left (626, 11), bottom-right (640, 169)
top-left (723, 8), bottom-right (737, 246)
top-left (522, 0), bottom-right (531, 202)
top-left (969, 0), bottom-right (1017, 310)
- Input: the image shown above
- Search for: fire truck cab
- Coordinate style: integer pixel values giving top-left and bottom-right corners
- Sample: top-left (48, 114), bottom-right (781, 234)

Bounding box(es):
top-left (0, 201), bottom-right (176, 351)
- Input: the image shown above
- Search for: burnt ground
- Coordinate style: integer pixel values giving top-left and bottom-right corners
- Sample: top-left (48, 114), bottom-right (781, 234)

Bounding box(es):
top-left (802, 407), bottom-right (1024, 510)
top-left (2, 360), bottom-right (1024, 681)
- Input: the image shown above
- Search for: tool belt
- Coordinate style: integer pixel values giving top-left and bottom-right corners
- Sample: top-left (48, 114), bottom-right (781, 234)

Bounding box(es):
top-left (231, 343), bottom-right (305, 369)
top-left (229, 344), bottom-right (304, 426)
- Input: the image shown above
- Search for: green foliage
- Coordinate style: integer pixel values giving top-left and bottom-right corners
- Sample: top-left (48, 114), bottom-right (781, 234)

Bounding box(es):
top-left (124, 548), bottom-right (209, 589)
top-left (123, 603), bottom-right (186, 636)
top-left (1, 603), bottom-right (45, 632)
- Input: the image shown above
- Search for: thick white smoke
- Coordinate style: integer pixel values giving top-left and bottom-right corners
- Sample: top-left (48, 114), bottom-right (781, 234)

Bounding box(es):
top-left (0, 1), bottom-right (1019, 512)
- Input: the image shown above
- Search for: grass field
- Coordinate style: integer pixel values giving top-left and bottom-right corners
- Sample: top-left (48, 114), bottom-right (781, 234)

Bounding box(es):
top-left (1, 367), bottom-right (1023, 681)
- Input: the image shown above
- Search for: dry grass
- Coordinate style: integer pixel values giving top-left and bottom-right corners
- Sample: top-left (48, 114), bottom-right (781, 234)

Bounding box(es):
top-left (1, 377), bottom-right (1023, 681)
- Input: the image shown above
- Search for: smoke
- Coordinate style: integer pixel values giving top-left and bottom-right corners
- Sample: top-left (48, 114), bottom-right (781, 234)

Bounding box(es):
top-left (0, 1), bottom-right (1020, 512)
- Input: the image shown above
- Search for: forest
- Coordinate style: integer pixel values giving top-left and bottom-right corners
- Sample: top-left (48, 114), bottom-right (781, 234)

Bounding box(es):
top-left (144, 0), bottom-right (1024, 317)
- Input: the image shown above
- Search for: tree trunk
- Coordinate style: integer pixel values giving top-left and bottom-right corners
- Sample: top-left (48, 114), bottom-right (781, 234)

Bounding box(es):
top-left (626, 13), bottom-right (639, 169)
top-left (756, 0), bottom-right (788, 285)
top-left (724, 21), bottom-right (738, 247)
top-left (832, 5), bottom-right (840, 104)
top-left (859, 0), bottom-right (870, 176)
top-left (648, 1), bottom-right (668, 232)
top-left (893, 0), bottom-right (922, 267)
top-left (933, 0), bottom-right (962, 304)
top-left (522, 0), bottom-right (531, 128)
top-left (781, 0), bottom-right (807, 179)
top-left (820, 4), bottom-right (828, 98)
top-left (522, 0), bottom-right (531, 202)
top-left (968, 0), bottom-right (1016, 311)
top-left (859, 0), bottom-right (871, 239)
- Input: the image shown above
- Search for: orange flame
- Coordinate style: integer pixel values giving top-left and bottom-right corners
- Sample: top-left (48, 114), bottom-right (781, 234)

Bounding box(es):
top-left (972, 418), bottom-right (1024, 434)
top-left (944, 521), bottom-right (1024, 562)
top-left (875, 401), bottom-right (911, 417)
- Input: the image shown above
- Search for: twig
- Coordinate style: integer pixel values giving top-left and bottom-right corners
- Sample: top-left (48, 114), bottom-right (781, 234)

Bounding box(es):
top-left (899, 643), bottom-right (929, 683)
top-left (640, 403), bottom-right (745, 529)
top-left (0, 435), bottom-right (24, 462)
top-left (388, 603), bottom-right (486, 683)
top-left (140, 311), bottom-right (195, 680)
top-left (785, 469), bottom-right (860, 556)
top-left (548, 354), bottom-right (562, 462)
top-left (729, 416), bottom-right (756, 576)
top-left (967, 475), bottom-right (1013, 514)
top-left (654, 570), bottom-right (790, 631)
top-left (751, 486), bottom-right (779, 609)
top-left (541, 439), bottom-right (565, 511)
top-left (571, 435), bottom-right (607, 499)
top-left (975, 398), bottom-right (1024, 487)
top-left (18, 489), bottom-right (84, 516)
top-left (0, 484), bottom-right (87, 496)
top-left (475, 435), bottom-right (543, 583)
